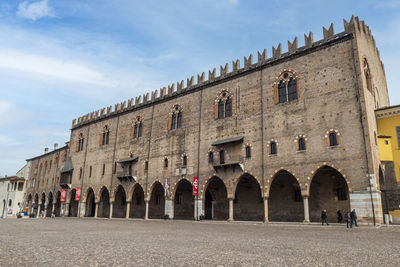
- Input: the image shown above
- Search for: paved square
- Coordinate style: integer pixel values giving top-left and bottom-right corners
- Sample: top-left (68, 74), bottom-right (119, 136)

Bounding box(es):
top-left (0, 218), bottom-right (399, 266)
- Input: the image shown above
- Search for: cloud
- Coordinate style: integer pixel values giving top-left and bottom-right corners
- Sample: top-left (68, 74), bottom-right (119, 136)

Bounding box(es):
top-left (17, 0), bottom-right (55, 21)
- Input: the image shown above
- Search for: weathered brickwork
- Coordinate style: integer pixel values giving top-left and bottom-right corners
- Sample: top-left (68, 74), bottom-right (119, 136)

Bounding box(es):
top-left (25, 16), bottom-right (389, 224)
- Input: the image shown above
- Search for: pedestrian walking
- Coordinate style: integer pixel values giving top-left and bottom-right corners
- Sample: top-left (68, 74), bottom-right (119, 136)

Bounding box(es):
top-left (321, 210), bottom-right (329, 225)
top-left (51, 209), bottom-right (56, 218)
top-left (345, 212), bottom-right (350, 228)
top-left (337, 210), bottom-right (343, 223)
top-left (350, 209), bottom-right (358, 228)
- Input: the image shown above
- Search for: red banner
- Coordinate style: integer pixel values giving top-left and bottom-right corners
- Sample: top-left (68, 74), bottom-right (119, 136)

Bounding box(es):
top-left (75, 187), bottom-right (81, 201)
top-left (193, 177), bottom-right (198, 196)
top-left (61, 189), bottom-right (66, 202)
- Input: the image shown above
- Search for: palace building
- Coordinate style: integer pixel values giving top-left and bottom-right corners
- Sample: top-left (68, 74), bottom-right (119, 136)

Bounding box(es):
top-left (25, 16), bottom-right (391, 224)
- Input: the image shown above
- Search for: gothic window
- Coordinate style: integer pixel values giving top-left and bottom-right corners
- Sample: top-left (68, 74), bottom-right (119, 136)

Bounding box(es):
top-left (274, 70), bottom-right (299, 104)
top-left (270, 142), bottom-right (277, 155)
top-left (77, 133), bottom-right (84, 152)
top-left (101, 126), bottom-right (110, 145)
top-left (329, 132), bottom-right (338, 147)
top-left (215, 90), bottom-right (233, 119)
top-left (132, 117), bottom-right (143, 139)
top-left (164, 158), bottom-right (168, 168)
top-left (219, 150), bottom-right (225, 164)
top-left (245, 146), bottom-right (251, 158)
top-left (298, 137), bottom-right (306, 151)
top-left (363, 58), bottom-right (373, 93)
top-left (208, 151), bottom-right (214, 163)
top-left (169, 105), bottom-right (183, 130)
top-left (182, 155), bottom-right (187, 167)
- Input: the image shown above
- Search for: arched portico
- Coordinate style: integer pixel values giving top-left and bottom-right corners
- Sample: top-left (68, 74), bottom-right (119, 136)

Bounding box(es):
top-left (46, 192), bottom-right (53, 217)
top-left (203, 176), bottom-right (228, 220)
top-left (174, 179), bottom-right (194, 220)
top-left (40, 193), bottom-right (46, 216)
top-left (85, 188), bottom-right (96, 217)
top-left (309, 165), bottom-right (350, 222)
top-left (113, 185), bottom-right (127, 218)
top-left (130, 184), bottom-right (145, 218)
top-left (148, 182), bottom-right (165, 219)
top-left (54, 191), bottom-right (61, 216)
top-left (34, 194), bottom-right (39, 217)
top-left (98, 187), bottom-right (110, 218)
top-left (68, 189), bottom-right (79, 217)
top-left (234, 173), bottom-right (263, 221)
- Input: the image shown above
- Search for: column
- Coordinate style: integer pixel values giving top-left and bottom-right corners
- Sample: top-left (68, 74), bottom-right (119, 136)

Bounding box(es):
top-left (165, 199), bottom-right (174, 219)
top-left (80, 202), bottom-right (86, 218)
top-left (64, 203), bottom-right (70, 217)
top-left (228, 198), bottom-right (234, 221)
top-left (36, 203), bottom-right (41, 218)
top-left (52, 203), bottom-right (56, 217)
top-left (109, 202), bottom-right (113, 219)
top-left (194, 198), bottom-right (203, 220)
top-left (94, 202), bottom-right (99, 218)
top-left (145, 200), bottom-right (149, 220)
top-left (263, 197), bottom-right (269, 223)
top-left (126, 202), bottom-right (131, 219)
top-left (303, 195), bottom-right (310, 223)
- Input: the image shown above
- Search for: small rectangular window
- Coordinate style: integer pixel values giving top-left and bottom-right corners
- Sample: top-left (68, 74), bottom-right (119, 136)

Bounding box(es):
top-left (102, 164), bottom-right (105, 175)
top-left (145, 161), bottom-right (149, 171)
top-left (385, 140), bottom-right (389, 145)
top-left (396, 126), bottom-right (400, 148)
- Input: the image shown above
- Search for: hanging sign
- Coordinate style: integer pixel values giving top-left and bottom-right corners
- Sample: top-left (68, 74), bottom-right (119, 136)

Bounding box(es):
top-left (75, 187), bottom-right (81, 201)
top-left (60, 189), bottom-right (66, 202)
top-left (193, 176), bottom-right (198, 196)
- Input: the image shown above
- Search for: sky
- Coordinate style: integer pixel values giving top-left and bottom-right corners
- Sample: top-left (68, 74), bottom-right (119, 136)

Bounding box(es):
top-left (1, 0), bottom-right (400, 176)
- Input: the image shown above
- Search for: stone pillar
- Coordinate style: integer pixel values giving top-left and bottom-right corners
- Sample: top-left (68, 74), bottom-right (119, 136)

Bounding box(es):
top-left (52, 203), bottom-right (56, 216)
top-left (109, 202), bottom-right (114, 219)
top-left (64, 203), bottom-right (70, 217)
top-left (303, 195), bottom-right (310, 223)
top-left (263, 197), bottom-right (269, 222)
top-left (80, 202), bottom-right (86, 218)
top-left (194, 198), bottom-right (203, 220)
top-left (94, 202), bottom-right (99, 218)
top-left (165, 199), bottom-right (174, 219)
top-left (228, 198), bottom-right (234, 221)
top-left (126, 202), bottom-right (131, 219)
top-left (36, 203), bottom-right (41, 218)
top-left (145, 200), bottom-right (149, 220)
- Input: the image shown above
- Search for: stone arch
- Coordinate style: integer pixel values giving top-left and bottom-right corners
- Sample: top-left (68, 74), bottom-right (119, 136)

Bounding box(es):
top-left (110, 183), bottom-right (128, 203)
top-left (273, 69), bottom-right (300, 104)
top-left (268, 169), bottom-right (303, 222)
top-left (129, 183), bottom-right (145, 218)
top-left (170, 178), bottom-right (192, 201)
top-left (203, 176), bottom-right (228, 220)
top-left (265, 167), bottom-right (302, 196)
top-left (46, 192), bottom-right (54, 217)
top-left (173, 178), bottom-right (194, 220)
top-left (306, 163), bottom-right (352, 196)
top-left (113, 185), bottom-right (127, 218)
top-left (232, 172), bottom-right (262, 199)
top-left (97, 187), bottom-right (110, 218)
top-left (147, 180), bottom-right (163, 199)
top-left (127, 183), bottom-right (145, 202)
top-left (85, 187), bottom-right (96, 217)
top-left (233, 173), bottom-right (263, 221)
top-left (40, 192), bottom-right (46, 216)
top-left (308, 164), bottom-right (351, 222)
top-left (68, 189), bottom-right (79, 217)
top-left (148, 181), bottom-right (165, 219)
top-left (95, 185), bottom-right (110, 203)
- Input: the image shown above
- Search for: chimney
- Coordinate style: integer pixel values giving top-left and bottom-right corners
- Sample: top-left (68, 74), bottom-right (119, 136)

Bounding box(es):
top-left (54, 143), bottom-right (58, 150)
top-left (44, 147), bottom-right (49, 154)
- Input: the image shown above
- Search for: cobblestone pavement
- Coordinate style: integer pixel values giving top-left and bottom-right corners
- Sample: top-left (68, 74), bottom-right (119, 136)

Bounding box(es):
top-left (0, 218), bottom-right (400, 267)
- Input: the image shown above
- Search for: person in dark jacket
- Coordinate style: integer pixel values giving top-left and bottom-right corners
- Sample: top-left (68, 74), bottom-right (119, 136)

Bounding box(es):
top-left (350, 209), bottom-right (358, 228)
top-left (321, 210), bottom-right (329, 225)
top-left (337, 210), bottom-right (343, 223)
top-left (345, 212), bottom-right (350, 228)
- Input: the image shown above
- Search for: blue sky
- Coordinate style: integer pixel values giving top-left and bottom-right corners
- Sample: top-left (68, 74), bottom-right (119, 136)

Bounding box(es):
top-left (1, 0), bottom-right (400, 176)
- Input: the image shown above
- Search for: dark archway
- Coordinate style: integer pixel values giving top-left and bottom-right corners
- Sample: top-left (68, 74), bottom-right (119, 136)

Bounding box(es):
top-left (98, 188), bottom-right (110, 218)
top-left (174, 179), bottom-right (194, 220)
top-left (149, 182), bottom-right (165, 219)
top-left (40, 193), bottom-right (46, 216)
top-left (309, 166), bottom-right (350, 222)
top-left (34, 194), bottom-right (39, 217)
top-left (204, 177), bottom-right (228, 220)
top-left (27, 194), bottom-right (33, 215)
top-left (68, 189), bottom-right (79, 217)
top-left (234, 174), bottom-right (263, 221)
top-left (46, 192), bottom-right (53, 217)
top-left (113, 186), bottom-right (127, 218)
top-left (54, 191), bottom-right (61, 217)
top-left (269, 170), bottom-right (303, 222)
top-left (130, 184), bottom-right (145, 218)
top-left (85, 188), bottom-right (96, 217)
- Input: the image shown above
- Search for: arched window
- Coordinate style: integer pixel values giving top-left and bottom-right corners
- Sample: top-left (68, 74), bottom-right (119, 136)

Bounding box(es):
top-left (8, 199), bottom-right (12, 207)
top-left (182, 155), bottom-right (187, 167)
top-left (132, 117), bottom-right (143, 139)
top-left (208, 151), bottom-right (214, 163)
top-left (133, 124), bottom-right (138, 138)
top-left (245, 146), bottom-right (251, 158)
top-left (274, 70), bottom-right (299, 104)
top-left (101, 126), bottom-right (110, 145)
top-left (164, 158), bottom-right (168, 168)
top-left (298, 138), bottom-right (306, 151)
top-left (215, 90), bottom-right (233, 119)
top-left (138, 122), bottom-right (142, 137)
top-left (77, 133), bottom-right (84, 152)
top-left (270, 142), bottom-right (277, 155)
top-left (329, 132), bottom-right (338, 146)
top-left (219, 150), bottom-right (225, 164)
top-left (169, 105), bottom-right (183, 130)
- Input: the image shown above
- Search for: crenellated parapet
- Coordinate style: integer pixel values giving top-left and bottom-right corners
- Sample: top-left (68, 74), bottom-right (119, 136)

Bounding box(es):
top-left (71, 16), bottom-right (381, 129)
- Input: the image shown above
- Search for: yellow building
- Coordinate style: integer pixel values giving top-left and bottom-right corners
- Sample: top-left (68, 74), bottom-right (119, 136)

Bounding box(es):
top-left (376, 105), bottom-right (400, 182)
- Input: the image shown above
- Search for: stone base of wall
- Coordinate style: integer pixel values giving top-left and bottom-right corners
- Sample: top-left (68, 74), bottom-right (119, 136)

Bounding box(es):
top-left (350, 190), bottom-right (383, 224)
